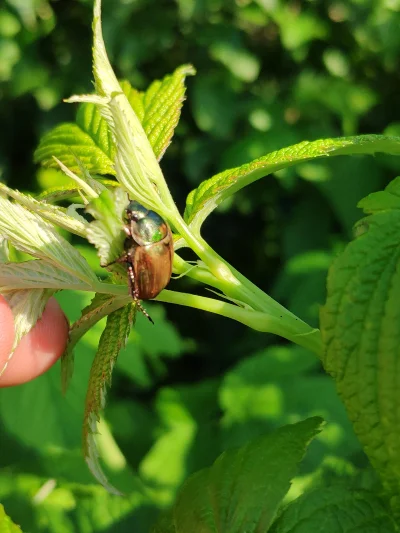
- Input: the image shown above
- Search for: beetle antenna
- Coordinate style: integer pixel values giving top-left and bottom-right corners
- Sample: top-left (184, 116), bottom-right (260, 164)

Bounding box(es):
top-left (136, 301), bottom-right (154, 325)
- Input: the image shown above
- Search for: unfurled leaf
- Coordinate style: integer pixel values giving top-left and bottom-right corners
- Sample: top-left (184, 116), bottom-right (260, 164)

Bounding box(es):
top-left (269, 487), bottom-right (396, 532)
top-left (320, 178), bottom-right (400, 510)
top-left (86, 187), bottom-right (127, 266)
top-left (0, 236), bottom-right (10, 263)
top-left (0, 182), bottom-right (87, 237)
top-left (184, 135), bottom-right (400, 232)
top-left (120, 64), bottom-right (195, 161)
top-left (83, 304), bottom-right (136, 494)
top-left (0, 196), bottom-right (96, 284)
top-left (0, 504), bottom-right (22, 532)
top-left (0, 260), bottom-right (94, 291)
top-left (64, 0), bottom-right (181, 222)
top-left (34, 120), bottom-right (115, 176)
top-left (0, 288), bottom-right (54, 376)
top-left (61, 292), bottom-right (130, 393)
top-left (171, 417), bottom-right (323, 533)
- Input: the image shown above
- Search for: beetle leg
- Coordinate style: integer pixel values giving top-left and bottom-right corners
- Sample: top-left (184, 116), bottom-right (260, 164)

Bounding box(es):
top-left (102, 253), bottom-right (128, 268)
top-left (126, 252), bottom-right (154, 325)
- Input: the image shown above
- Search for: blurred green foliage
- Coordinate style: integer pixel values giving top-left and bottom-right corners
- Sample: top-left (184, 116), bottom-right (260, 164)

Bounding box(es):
top-left (1, 0), bottom-right (400, 530)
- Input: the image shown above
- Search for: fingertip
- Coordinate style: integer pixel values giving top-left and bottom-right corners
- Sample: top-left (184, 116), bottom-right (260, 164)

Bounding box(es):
top-left (0, 296), bottom-right (69, 387)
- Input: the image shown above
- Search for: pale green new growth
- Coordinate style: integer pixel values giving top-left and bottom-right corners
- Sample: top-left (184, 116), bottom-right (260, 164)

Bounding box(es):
top-left (0, 182), bottom-right (88, 237)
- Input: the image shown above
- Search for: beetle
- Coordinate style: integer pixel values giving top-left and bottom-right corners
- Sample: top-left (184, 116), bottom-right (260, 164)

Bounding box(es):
top-left (113, 200), bottom-right (173, 323)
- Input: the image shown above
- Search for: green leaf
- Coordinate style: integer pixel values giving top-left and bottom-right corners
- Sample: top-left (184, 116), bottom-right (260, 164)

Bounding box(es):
top-left (357, 175), bottom-right (400, 214)
top-left (269, 487), bottom-right (396, 532)
top-left (35, 62), bottom-right (194, 176)
top-left (61, 292), bottom-right (130, 393)
top-left (0, 183), bottom-right (87, 237)
top-left (0, 260), bottom-right (95, 291)
top-left (120, 64), bottom-right (195, 161)
top-left (34, 120), bottom-right (115, 176)
top-left (320, 177), bottom-right (400, 510)
top-left (171, 417), bottom-right (323, 533)
top-left (86, 187), bottom-right (127, 266)
top-left (0, 505), bottom-right (22, 532)
top-left (0, 471), bottom-right (152, 533)
top-left (0, 356), bottom-right (85, 450)
top-left (83, 304), bottom-right (136, 495)
top-left (184, 135), bottom-right (400, 233)
top-left (0, 196), bottom-right (97, 285)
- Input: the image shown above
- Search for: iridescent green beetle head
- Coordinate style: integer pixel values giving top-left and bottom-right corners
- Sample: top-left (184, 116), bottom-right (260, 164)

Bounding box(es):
top-left (127, 201), bottom-right (169, 246)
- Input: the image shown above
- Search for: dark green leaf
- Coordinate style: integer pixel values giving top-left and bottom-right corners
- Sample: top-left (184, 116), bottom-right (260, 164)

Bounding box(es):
top-left (0, 504), bottom-right (22, 532)
top-left (320, 177), bottom-right (400, 510)
top-left (270, 487), bottom-right (396, 533)
top-left (172, 417), bottom-right (323, 533)
top-left (83, 304), bottom-right (136, 494)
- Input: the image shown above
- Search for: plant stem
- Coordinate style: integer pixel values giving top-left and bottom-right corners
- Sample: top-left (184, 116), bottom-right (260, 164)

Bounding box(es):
top-left (157, 290), bottom-right (323, 356)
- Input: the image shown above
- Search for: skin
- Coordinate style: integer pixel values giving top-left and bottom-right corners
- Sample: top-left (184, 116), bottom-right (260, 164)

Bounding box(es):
top-left (0, 296), bottom-right (69, 387)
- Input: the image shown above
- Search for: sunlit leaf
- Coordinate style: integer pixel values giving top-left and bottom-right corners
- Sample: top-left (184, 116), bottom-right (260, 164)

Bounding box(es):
top-left (121, 64), bottom-right (195, 161)
top-left (0, 260), bottom-right (94, 291)
top-left (0, 182), bottom-right (87, 237)
top-left (172, 417), bottom-right (323, 533)
top-left (86, 187), bottom-right (127, 266)
top-left (0, 196), bottom-right (96, 284)
top-left (0, 504), bottom-right (22, 532)
top-left (184, 135), bottom-right (400, 233)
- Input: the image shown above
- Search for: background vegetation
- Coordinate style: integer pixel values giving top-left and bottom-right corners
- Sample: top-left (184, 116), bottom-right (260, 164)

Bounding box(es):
top-left (1, 0), bottom-right (400, 531)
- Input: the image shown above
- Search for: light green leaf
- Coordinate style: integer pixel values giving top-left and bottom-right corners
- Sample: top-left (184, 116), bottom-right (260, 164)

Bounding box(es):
top-left (357, 175), bottom-right (400, 214)
top-left (320, 179), bottom-right (400, 510)
top-left (66, 0), bottom-right (179, 223)
top-left (35, 62), bottom-right (194, 176)
top-left (34, 121), bottom-right (115, 176)
top-left (61, 292), bottom-right (130, 393)
top-left (83, 304), bottom-right (135, 494)
top-left (172, 417), bottom-right (323, 533)
top-left (0, 196), bottom-right (97, 284)
top-left (0, 182), bottom-right (87, 237)
top-left (0, 260), bottom-right (94, 291)
top-left (0, 289), bottom-right (54, 377)
top-left (0, 505), bottom-right (22, 532)
top-left (184, 135), bottom-right (400, 233)
top-left (86, 187), bottom-right (127, 266)
top-left (121, 64), bottom-right (195, 161)
top-left (0, 236), bottom-right (10, 263)
top-left (269, 487), bottom-right (396, 532)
